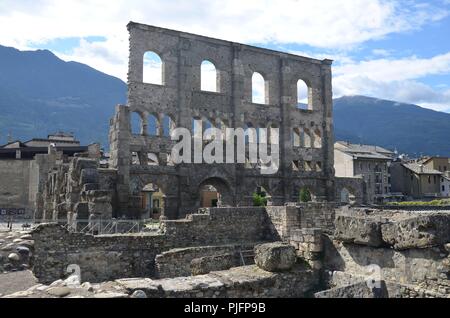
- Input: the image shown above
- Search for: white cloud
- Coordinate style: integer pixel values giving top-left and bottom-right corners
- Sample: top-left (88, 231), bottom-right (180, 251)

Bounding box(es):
top-left (333, 53), bottom-right (450, 111)
top-left (1, 0), bottom-right (448, 80)
top-left (0, 0), bottom-right (449, 112)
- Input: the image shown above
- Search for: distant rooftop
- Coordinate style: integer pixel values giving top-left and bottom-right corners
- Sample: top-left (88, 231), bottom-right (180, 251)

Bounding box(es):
top-left (335, 141), bottom-right (395, 160)
top-left (403, 163), bottom-right (442, 175)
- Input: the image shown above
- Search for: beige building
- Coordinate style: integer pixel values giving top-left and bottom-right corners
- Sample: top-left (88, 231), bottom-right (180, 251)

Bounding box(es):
top-left (418, 157), bottom-right (449, 173)
top-left (390, 163), bottom-right (443, 200)
top-left (334, 142), bottom-right (395, 204)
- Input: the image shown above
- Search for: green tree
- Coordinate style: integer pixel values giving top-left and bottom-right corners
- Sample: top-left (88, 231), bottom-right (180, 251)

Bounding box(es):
top-left (299, 188), bottom-right (312, 203)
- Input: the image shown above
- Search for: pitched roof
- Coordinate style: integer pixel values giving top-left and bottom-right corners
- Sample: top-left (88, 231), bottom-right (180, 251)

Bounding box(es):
top-left (335, 141), bottom-right (395, 160)
top-left (403, 163), bottom-right (442, 175)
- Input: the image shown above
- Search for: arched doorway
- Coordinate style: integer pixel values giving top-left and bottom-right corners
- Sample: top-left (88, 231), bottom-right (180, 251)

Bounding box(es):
top-left (200, 184), bottom-right (220, 208)
top-left (198, 177), bottom-right (233, 208)
top-left (340, 187), bottom-right (356, 205)
top-left (141, 183), bottom-right (165, 219)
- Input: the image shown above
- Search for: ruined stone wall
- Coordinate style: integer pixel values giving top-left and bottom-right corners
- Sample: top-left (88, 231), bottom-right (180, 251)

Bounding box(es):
top-left (323, 208), bottom-right (450, 295)
top-left (155, 244), bottom-right (255, 278)
top-left (32, 224), bottom-right (167, 284)
top-left (265, 203), bottom-right (336, 240)
top-left (116, 265), bottom-right (319, 298)
top-left (162, 207), bottom-right (272, 246)
top-left (109, 22), bottom-right (335, 219)
top-left (31, 207), bottom-right (276, 283)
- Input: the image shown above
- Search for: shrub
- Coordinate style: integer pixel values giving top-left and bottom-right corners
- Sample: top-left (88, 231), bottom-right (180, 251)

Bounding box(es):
top-left (299, 188), bottom-right (312, 203)
top-left (253, 192), bottom-right (268, 207)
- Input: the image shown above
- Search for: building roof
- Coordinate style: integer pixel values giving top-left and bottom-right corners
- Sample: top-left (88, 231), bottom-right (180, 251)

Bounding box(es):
top-left (417, 156), bottom-right (450, 164)
top-left (403, 163), bottom-right (442, 175)
top-left (335, 141), bottom-right (395, 160)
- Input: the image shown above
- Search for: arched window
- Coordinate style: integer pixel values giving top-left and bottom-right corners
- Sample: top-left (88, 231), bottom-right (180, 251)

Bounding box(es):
top-left (292, 128), bottom-right (301, 147)
top-left (131, 112), bottom-right (142, 135)
top-left (252, 72), bottom-right (266, 104)
top-left (244, 123), bottom-right (257, 144)
top-left (162, 115), bottom-right (175, 137)
top-left (302, 128), bottom-right (312, 148)
top-left (203, 118), bottom-right (214, 140)
top-left (201, 60), bottom-right (218, 92)
top-left (192, 118), bottom-right (203, 139)
top-left (143, 51), bottom-right (163, 85)
top-left (297, 79), bottom-right (311, 110)
top-left (268, 125), bottom-right (279, 145)
top-left (148, 114), bottom-right (159, 136)
top-left (313, 129), bottom-right (322, 149)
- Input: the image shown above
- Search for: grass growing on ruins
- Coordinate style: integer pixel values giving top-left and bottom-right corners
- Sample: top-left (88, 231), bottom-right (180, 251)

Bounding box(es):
top-left (391, 199), bottom-right (450, 206)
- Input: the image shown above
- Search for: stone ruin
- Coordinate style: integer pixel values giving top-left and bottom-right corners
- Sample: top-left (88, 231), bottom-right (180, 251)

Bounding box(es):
top-left (2, 205), bottom-right (448, 298)
top-left (10, 22), bottom-right (446, 299)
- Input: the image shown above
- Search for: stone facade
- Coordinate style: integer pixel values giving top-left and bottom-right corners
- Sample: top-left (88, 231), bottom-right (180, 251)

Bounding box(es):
top-left (109, 22), bottom-right (335, 219)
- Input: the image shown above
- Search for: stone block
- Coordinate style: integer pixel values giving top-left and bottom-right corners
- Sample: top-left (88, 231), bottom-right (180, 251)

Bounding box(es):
top-left (190, 254), bottom-right (234, 276)
top-left (334, 215), bottom-right (385, 247)
top-left (381, 214), bottom-right (450, 250)
top-left (80, 168), bottom-right (99, 185)
top-left (254, 242), bottom-right (296, 272)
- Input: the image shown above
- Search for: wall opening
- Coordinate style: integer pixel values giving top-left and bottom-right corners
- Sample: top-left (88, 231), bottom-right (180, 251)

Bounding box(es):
top-left (200, 184), bottom-right (220, 208)
top-left (131, 112), bottom-right (142, 135)
top-left (252, 72), bottom-right (267, 104)
top-left (163, 115), bottom-right (175, 137)
top-left (148, 114), bottom-right (159, 136)
top-left (292, 128), bottom-right (301, 147)
top-left (297, 79), bottom-right (311, 110)
top-left (143, 51), bottom-right (163, 85)
top-left (198, 178), bottom-right (232, 208)
top-left (201, 60), bottom-right (218, 92)
top-left (192, 118), bottom-right (203, 139)
top-left (340, 187), bottom-right (356, 205)
top-left (302, 128), bottom-right (312, 148)
top-left (141, 183), bottom-right (165, 220)
top-left (313, 129), bottom-right (322, 149)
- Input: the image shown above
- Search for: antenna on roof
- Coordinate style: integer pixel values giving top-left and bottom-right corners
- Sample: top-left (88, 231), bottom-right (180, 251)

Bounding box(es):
top-left (7, 131), bottom-right (13, 143)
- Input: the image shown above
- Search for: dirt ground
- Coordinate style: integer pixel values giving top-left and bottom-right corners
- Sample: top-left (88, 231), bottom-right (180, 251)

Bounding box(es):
top-left (0, 271), bottom-right (38, 297)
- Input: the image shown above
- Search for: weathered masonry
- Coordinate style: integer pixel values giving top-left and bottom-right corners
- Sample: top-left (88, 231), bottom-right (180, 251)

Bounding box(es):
top-left (109, 22), bottom-right (335, 219)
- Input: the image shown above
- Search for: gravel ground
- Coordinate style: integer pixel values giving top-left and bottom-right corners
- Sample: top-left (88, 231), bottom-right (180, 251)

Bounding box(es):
top-left (0, 271), bottom-right (38, 297)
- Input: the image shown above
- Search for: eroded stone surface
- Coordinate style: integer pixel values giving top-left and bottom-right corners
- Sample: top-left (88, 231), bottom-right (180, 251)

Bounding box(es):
top-left (254, 242), bottom-right (297, 272)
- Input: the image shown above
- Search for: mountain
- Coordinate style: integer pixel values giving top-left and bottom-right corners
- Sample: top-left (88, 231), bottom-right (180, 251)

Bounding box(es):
top-left (334, 96), bottom-right (450, 157)
top-left (0, 45), bottom-right (127, 148)
top-left (0, 45), bottom-right (449, 157)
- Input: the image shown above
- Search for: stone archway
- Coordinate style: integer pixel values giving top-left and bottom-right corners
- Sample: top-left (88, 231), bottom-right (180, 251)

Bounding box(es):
top-left (198, 177), bottom-right (233, 208)
top-left (141, 183), bottom-right (166, 220)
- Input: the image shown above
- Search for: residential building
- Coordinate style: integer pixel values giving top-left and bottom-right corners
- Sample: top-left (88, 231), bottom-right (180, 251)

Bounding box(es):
top-left (390, 162), bottom-right (443, 199)
top-left (334, 141), bottom-right (395, 204)
top-left (441, 172), bottom-right (450, 198)
top-left (417, 156), bottom-right (450, 173)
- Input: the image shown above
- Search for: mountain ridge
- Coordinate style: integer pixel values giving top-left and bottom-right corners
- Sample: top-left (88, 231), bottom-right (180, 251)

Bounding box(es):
top-left (0, 45), bottom-right (449, 156)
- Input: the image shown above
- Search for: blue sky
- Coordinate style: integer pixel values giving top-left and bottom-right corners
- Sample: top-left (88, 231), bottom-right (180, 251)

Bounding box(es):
top-left (1, 0), bottom-right (450, 112)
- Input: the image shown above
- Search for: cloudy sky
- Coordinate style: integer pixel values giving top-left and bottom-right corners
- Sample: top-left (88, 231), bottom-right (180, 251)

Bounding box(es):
top-left (1, 0), bottom-right (450, 112)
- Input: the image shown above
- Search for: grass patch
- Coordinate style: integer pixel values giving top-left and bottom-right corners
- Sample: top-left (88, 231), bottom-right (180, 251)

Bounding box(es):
top-left (390, 199), bottom-right (450, 206)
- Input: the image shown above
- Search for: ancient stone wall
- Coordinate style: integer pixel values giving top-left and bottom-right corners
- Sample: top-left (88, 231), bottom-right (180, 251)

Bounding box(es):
top-left (323, 208), bottom-right (450, 295)
top-left (265, 203), bottom-right (336, 239)
top-left (109, 22), bottom-right (335, 219)
top-left (31, 207), bottom-right (277, 283)
top-left (155, 244), bottom-right (255, 278)
top-left (161, 207), bottom-right (272, 246)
